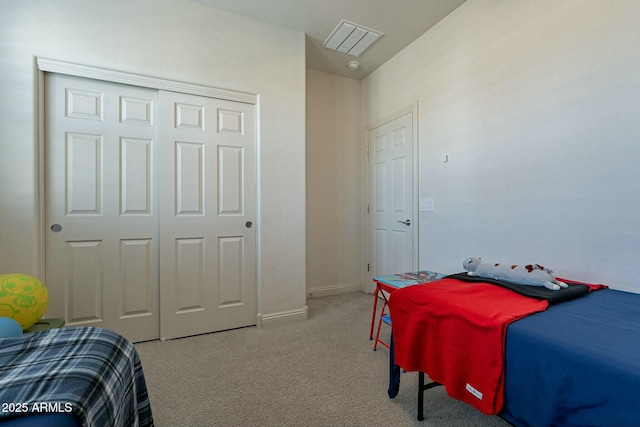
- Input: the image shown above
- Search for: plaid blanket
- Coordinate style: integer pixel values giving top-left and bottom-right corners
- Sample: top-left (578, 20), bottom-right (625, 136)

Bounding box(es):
top-left (0, 327), bottom-right (153, 427)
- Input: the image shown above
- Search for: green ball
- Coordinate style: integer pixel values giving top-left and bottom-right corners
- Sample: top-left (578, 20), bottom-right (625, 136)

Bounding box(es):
top-left (0, 274), bottom-right (49, 330)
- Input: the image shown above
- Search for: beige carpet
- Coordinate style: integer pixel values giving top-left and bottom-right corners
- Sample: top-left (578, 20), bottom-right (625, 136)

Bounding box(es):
top-left (135, 291), bottom-right (511, 427)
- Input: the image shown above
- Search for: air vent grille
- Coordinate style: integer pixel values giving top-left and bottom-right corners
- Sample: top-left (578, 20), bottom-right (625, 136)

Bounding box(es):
top-left (322, 20), bottom-right (383, 57)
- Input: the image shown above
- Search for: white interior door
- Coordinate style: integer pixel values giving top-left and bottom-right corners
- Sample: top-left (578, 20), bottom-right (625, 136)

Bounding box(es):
top-left (158, 91), bottom-right (257, 340)
top-left (45, 73), bottom-right (160, 342)
top-left (45, 73), bottom-right (257, 342)
top-left (369, 112), bottom-right (415, 283)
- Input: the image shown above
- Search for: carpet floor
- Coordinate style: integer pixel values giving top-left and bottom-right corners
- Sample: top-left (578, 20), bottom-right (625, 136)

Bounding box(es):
top-left (135, 291), bottom-right (511, 427)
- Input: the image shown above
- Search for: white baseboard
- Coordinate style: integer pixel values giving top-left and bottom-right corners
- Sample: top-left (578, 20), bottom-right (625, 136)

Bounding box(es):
top-left (306, 282), bottom-right (362, 299)
top-left (257, 306), bottom-right (309, 328)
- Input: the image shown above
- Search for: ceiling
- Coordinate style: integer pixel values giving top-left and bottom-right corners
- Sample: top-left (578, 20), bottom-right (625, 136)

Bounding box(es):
top-left (190, 0), bottom-right (467, 80)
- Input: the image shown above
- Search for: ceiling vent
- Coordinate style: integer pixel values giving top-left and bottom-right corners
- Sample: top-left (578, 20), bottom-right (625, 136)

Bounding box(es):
top-left (322, 20), bottom-right (384, 57)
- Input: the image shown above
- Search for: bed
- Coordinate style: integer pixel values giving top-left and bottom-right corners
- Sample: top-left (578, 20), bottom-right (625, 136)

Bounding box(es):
top-left (0, 326), bottom-right (154, 427)
top-left (386, 274), bottom-right (640, 427)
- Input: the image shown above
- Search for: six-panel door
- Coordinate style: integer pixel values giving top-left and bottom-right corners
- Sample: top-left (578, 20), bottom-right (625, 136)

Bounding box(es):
top-left (369, 112), bottom-right (415, 277)
top-left (45, 73), bottom-right (256, 342)
top-left (158, 91), bottom-right (257, 340)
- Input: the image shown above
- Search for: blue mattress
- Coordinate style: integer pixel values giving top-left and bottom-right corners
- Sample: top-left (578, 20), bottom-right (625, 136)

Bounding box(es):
top-left (502, 289), bottom-right (640, 427)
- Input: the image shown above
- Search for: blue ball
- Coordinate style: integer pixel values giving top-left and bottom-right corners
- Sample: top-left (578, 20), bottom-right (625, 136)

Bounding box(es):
top-left (0, 316), bottom-right (23, 338)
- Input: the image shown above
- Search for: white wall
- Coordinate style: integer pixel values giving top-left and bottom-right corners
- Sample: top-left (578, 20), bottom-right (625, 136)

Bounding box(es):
top-left (306, 70), bottom-right (362, 297)
top-left (362, 0), bottom-right (640, 293)
top-left (0, 0), bottom-right (307, 321)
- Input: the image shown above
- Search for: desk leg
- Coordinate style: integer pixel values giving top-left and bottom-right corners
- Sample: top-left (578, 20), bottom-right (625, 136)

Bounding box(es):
top-left (369, 284), bottom-right (380, 340)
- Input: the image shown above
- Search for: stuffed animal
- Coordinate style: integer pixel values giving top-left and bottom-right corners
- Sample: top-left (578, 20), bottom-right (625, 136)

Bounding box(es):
top-left (463, 257), bottom-right (568, 291)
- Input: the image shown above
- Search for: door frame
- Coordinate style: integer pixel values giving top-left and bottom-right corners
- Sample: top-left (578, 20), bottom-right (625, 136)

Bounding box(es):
top-left (34, 57), bottom-right (259, 323)
top-left (362, 102), bottom-right (419, 293)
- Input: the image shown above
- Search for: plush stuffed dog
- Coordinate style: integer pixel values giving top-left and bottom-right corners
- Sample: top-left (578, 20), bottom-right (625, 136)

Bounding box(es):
top-left (463, 257), bottom-right (568, 291)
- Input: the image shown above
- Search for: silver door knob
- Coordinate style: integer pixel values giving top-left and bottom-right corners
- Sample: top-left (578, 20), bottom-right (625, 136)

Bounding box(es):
top-left (50, 224), bottom-right (62, 232)
top-left (397, 219), bottom-right (411, 226)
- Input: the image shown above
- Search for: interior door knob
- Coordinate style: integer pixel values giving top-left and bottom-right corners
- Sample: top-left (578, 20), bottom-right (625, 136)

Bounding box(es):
top-left (397, 219), bottom-right (411, 226)
top-left (245, 221), bottom-right (253, 228)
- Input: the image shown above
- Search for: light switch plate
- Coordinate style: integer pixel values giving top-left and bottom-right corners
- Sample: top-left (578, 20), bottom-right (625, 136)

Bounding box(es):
top-left (420, 197), bottom-right (434, 211)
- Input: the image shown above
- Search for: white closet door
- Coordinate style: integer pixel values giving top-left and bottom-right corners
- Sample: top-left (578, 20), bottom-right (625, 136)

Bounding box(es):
top-left (158, 91), bottom-right (257, 340)
top-left (45, 73), bottom-right (160, 342)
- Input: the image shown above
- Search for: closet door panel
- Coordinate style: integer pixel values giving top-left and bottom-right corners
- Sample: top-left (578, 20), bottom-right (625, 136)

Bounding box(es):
top-left (159, 91), bottom-right (257, 340)
top-left (45, 73), bottom-right (159, 342)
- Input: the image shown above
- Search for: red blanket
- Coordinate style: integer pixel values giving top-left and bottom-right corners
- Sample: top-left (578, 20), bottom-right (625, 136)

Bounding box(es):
top-left (389, 278), bottom-right (548, 415)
